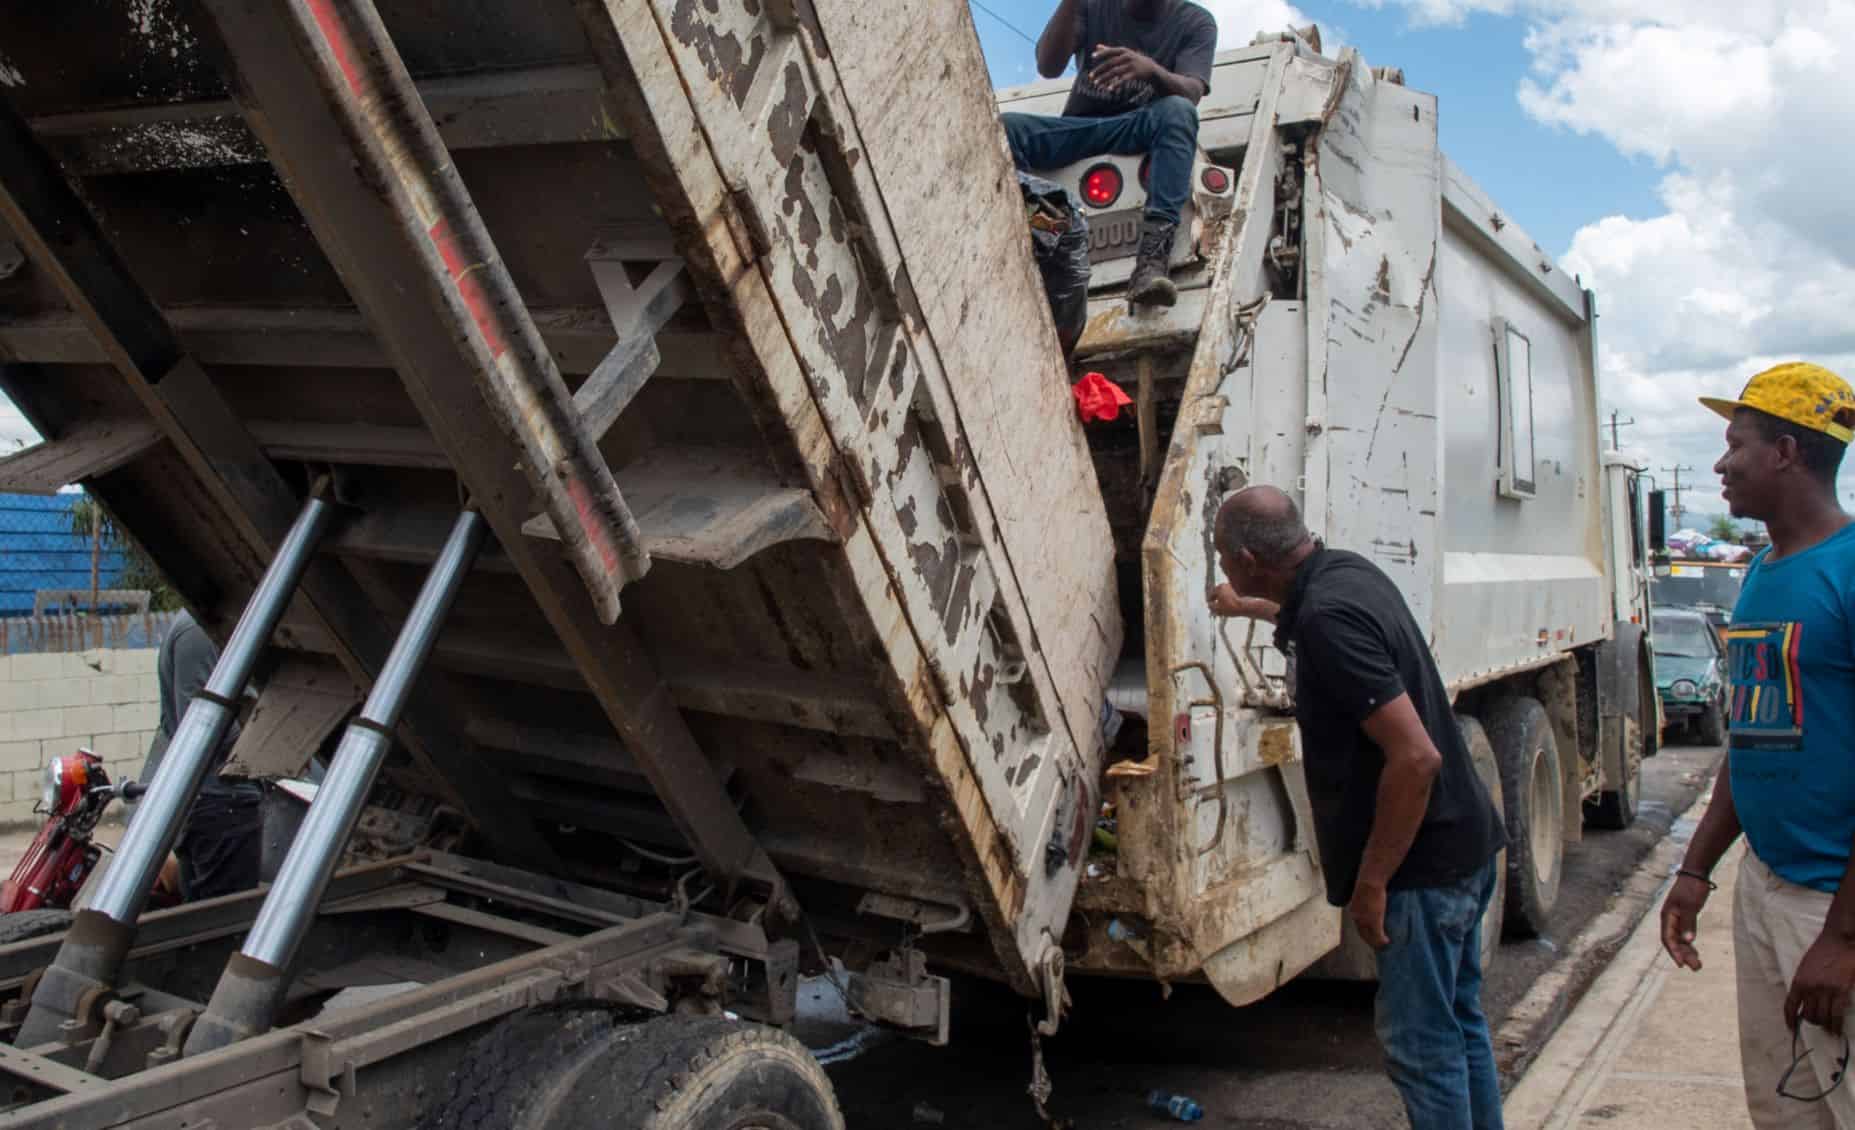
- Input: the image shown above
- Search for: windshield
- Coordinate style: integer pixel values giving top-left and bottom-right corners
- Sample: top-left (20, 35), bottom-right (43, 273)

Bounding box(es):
top-left (1653, 566), bottom-right (1745, 611)
top-left (1654, 617), bottom-right (1715, 660)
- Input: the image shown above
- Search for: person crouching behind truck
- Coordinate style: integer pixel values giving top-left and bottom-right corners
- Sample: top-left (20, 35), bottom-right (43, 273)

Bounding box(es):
top-left (1000, 0), bottom-right (1217, 309)
top-left (1210, 485), bottom-right (1508, 1130)
top-left (131, 610), bottom-right (265, 901)
top-left (1661, 362), bottom-right (1855, 1128)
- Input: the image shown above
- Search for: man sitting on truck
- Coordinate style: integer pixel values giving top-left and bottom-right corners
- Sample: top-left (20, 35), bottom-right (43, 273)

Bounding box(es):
top-left (1001, 0), bottom-right (1217, 309)
top-left (1211, 486), bottom-right (1508, 1130)
top-left (1661, 362), bottom-right (1855, 1128)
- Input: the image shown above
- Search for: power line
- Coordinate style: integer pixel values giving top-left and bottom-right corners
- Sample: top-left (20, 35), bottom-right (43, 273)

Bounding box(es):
top-left (1606, 411), bottom-right (1634, 451)
top-left (970, 0), bottom-right (1039, 46)
top-left (1661, 465), bottom-right (1695, 524)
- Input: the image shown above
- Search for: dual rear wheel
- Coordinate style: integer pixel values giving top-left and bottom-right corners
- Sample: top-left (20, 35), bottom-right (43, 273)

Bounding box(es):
top-left (421, 1005), bottom-right (844, 1130)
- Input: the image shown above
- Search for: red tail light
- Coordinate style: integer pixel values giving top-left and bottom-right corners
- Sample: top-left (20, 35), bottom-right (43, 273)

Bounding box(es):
top-left (1201, 166), bottom-right (1231, 194)
top-left (1081, 163), bottom-right (1123, 209)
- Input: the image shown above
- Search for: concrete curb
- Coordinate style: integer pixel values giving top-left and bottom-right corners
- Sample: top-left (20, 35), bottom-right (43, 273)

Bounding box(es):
top-left (1494, 785), bottom-right (1712, 1085)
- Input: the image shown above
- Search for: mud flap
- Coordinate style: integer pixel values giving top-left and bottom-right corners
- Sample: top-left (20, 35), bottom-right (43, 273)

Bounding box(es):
top-left (1201, 894), bottom-right (1341, 1006)
top-left (1596, 622), bottom-right (1647, 787)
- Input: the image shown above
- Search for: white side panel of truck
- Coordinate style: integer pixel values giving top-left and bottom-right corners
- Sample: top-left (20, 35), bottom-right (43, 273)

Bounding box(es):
top-left (1434, 164), bottom-right (1610, 689)
top-left (1302, 60), bottom-right (1444, 643)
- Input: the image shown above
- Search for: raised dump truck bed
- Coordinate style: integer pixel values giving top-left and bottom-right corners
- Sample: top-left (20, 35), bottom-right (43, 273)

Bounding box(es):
top-left (0, 0), bottom-right (1115, 1088)
top-left (0, 5), bottom-right (1651, 1126)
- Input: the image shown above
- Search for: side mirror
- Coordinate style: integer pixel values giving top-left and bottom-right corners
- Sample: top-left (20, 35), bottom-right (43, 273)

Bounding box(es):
top-left (1647, 489), bottom-right (1667, 553)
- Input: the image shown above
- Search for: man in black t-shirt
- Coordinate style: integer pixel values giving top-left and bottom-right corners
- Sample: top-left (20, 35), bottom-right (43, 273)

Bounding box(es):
top-left (1001, 0), bottom-right (1217, 308)
top-left (1212, 486), bottom-right (1508, 1130)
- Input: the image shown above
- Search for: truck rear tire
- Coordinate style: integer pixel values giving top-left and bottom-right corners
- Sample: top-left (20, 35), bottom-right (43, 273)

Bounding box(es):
top-left (417, 1002), bottom-right (651, 1130)
top-left (1586, 672), bottom-right (1648, 831)
top-left (1486, 697), bottom-right (1563, 937)
top-left (1460, 717), bottom-right (1507, 973)
top-left (556, 1015), bottom-right (844, 1130)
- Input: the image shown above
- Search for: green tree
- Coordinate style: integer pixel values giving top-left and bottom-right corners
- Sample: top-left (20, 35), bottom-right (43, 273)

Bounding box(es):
top-left (1707, 515), bottom-right (1741, 543)
top-left (66, 494), bottom-right (183, 612)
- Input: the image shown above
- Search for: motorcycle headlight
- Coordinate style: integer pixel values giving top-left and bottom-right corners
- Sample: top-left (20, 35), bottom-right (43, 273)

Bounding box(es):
top-left (1671, 679), bottom-right (1698, 699)
top-left (40, 759), bottom-right (63, 812)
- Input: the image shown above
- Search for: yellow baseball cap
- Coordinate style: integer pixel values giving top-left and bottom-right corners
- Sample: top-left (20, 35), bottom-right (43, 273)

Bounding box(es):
top-left (1700, 362), bottom-right (1855, 444)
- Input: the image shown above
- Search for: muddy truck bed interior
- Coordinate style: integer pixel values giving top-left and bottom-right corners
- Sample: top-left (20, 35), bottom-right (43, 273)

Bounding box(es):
top-left (0, 1), bottom-right (1122, 1121)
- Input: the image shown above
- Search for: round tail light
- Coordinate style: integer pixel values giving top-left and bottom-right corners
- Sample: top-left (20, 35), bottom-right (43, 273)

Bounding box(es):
top-left (1081, 163), bottom-right (1123, 209)
top-left (1201, 166), bottom-right (1231, 194)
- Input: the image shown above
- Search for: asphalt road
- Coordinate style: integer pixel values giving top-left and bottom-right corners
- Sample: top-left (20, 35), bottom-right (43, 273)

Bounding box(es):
top-left (822, 741), bottom-right (1725, 1129)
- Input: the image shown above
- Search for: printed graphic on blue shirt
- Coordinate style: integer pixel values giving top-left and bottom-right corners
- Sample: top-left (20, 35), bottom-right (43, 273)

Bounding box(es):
top-left (1726, 622), bottom-right (1804, 752)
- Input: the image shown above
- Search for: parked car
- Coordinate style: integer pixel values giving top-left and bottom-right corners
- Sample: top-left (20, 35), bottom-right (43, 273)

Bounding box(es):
top-left (1652, 607), bottom-right (1727, 745)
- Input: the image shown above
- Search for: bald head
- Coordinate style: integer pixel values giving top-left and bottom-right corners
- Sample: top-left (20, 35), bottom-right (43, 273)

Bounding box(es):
top-left (1215, 486), bottom-right (1310, 568)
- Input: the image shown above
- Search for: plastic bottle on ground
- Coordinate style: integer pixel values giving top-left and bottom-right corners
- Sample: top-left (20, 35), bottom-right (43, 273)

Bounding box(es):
top-left (1146, 1090), bottom-right (1204, 1122)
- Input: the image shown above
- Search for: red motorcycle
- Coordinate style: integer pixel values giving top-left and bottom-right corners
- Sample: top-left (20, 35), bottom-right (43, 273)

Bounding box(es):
top-left (1, 750), bottom-right (151, 916)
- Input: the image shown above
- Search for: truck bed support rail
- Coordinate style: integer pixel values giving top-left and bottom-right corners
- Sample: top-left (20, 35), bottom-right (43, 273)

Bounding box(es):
top-left (193, 0), bottom-right (789, 904)
top-left (185, 510), bottom-right (488, 1054)
top-left (16, 496), bottom-right (334, 1047)
top-left (272, 0), bottom-right (649, 622)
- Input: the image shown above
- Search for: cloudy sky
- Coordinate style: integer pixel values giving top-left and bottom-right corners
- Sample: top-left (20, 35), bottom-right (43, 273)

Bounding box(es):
top-left (971, 0), bottom-right (1855, 519)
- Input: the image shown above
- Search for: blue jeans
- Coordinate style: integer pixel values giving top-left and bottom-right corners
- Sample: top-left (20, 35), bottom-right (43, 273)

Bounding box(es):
top-left (1000, 96), bottom-right (1199, 224)
top-left (1374, 859), bottom-right (1505, 1130)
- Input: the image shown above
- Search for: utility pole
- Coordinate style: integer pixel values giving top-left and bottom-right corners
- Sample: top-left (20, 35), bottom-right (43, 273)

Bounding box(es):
top-left (1662, 464), bottom-right (1694, 525)
top-left (1606, 411), bottom-right (1634, 451)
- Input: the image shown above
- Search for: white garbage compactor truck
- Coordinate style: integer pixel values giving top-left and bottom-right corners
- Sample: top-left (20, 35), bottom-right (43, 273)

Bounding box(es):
top-left (0, 4), bottom-right (1651, 1125)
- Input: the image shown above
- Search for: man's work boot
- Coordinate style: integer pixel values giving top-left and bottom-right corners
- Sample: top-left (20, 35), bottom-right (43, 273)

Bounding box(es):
top-left (1127, 217), bottom-right (1179, 308)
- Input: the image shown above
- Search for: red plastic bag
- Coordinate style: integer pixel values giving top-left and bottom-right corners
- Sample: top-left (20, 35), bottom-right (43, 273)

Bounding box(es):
top-left (1073, 371), bottom-right (1133, 423)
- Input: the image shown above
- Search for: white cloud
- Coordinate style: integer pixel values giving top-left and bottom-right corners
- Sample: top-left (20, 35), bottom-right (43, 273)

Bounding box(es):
top-left (1201, 0), bottom-right (1316, 49)
top-left (0, 397), bottom-right (37, 453)
top-left (1365, 0), bottom-right (1855, 504)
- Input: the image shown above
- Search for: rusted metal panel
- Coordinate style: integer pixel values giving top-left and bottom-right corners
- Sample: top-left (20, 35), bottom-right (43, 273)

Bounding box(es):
top-left (29, 63), bottom-right (626, 176)
top-left (193, 0), bottom-right (783, 898)
top-left (263, 0), bottom-right (649, 623)
top-left (523, 447), bottom-right (836, 570)
top-left (0, 306), bottom-right (727, 379)
top-left (0, 416), bottom-right (160, 494)
top-left (0, 92), bottom-right (554, 869)
top-left (221, 656), bottom-right (359, 781)
top-left (578, 0), bottom-right (1118, 990)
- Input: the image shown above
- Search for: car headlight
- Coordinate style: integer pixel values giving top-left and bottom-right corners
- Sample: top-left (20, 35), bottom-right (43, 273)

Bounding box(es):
top-left (1671, 680), bottom-right (1698, 699)
top-left (40, 759), bottom-right (63, 811)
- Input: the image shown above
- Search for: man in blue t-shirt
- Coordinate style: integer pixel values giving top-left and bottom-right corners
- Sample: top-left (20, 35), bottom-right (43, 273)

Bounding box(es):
top-left (1661, 362), bottom-right (1855, 1128)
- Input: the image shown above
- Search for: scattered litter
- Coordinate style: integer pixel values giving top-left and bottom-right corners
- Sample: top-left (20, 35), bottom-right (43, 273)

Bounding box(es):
top-left (1073, 371), bottom-right (1133, 423)
top-left (1532, 938), bottom-right (1558, 955)
top-left (1018, 172), bottom-right (1091, 358)
top-left (1146, 1090), bottom-right (1204, 1122)
top-left (812, 1025), bottom-right (890, 1066)
top-left (912, 1101), bottom-right (946, 1125)
top-left (1099, 699), bottom-right (1125, 747)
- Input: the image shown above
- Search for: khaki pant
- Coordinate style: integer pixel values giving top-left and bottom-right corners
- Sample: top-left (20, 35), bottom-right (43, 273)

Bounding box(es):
top-left (1737, 849), bottom-right (1855, 1129)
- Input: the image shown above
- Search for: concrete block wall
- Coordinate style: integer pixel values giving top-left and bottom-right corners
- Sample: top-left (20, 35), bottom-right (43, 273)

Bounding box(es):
top-left (0, 648), bottom-right (159, 825)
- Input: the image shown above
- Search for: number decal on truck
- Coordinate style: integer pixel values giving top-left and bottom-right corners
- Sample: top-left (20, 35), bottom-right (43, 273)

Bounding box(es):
top-left (1088, 209), bottom-right (1143, 262)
